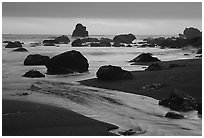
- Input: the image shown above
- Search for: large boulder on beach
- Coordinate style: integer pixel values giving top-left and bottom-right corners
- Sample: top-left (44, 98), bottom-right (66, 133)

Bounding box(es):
top-left (12, 47), bottom-right (28, 52)
top-left (45, 50), bottom-right (89, 74)
top-left (129, 53), bottom-right (161, 63)
top-left (113, 33), bottom-right (136, 44)
top-left (24, 54), bottom-right (50, 66)
top-left (96, 65), bottom-right (133, 81)
top-left (54, 35), bottom-right (70, 44)
top-left (22, 70), bottom-right (45, 78)
top-left (183, 27), bottom-right (202, 39)
top-left (72, 23), bottom-right (89, 37)
top-left (5, 41), bottom-right (22, 48)
top-left (159, 90), bottom-right (197, 112)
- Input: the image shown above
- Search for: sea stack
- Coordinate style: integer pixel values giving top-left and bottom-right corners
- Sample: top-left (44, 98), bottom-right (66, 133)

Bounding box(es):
top-left (72, 23), bottom-right (89, 37)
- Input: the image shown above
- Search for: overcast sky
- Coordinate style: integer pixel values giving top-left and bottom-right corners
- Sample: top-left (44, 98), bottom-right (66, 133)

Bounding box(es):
top-left (2, 2), bottom-right (202, 35)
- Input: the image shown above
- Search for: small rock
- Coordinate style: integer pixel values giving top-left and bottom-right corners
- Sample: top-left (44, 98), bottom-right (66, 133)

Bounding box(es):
top-left (22, 70), bottom-right (45, 78)
top-left (12, 47), bottom-right (28, 52)
top-left (165, 111), bottom-right (184, 119)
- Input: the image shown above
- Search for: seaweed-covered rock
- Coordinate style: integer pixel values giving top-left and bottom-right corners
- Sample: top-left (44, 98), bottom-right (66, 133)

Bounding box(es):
top-left (24, 54), bottom-right (50, 66)
top-left (96, 65), bottom-right (133, 81)
top-left (130, 53), bottom-right (161, 62)
top-left (12, 47), bottom-right (28, 52)
top-left (22, 70), bottom-right (45, 78)
top-left (5, 41), bottom-right (22, 48)
top-left (45, 50), bottom-right (89, 75)
top-left (72, 23), bottom-right (89, 37)
top-left (165, 112), bottom-right (184, 119)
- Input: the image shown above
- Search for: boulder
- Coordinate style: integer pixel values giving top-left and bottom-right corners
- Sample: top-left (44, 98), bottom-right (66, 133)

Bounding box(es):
top-left (12, 47), bottom-right (28, 52)
top-left (81, 37), bottom-right (99, 43)
top-left (129, 53), bottom-right (161, 62)
top-left (72, 23), bottom-right (89, 37)
top-left (183, 27), bottom-right (202, 39)
top-left (100, 41), bottom-right (111, 47)
top-left (100, 38), bottom-right (113, 43)
top-left (159, 90), bottom-right (197, 112)
top-left (24, 54), bottom-right (50, 66)
top-left (45, 50), bottom-right (89, 75)
top-left (43, 40), bottom-right (58, 44)
top-left (113, 33), bottom-right (136, 44)
top-left (90, 42), bottom-right (102, 47)
top-left (112, 42), bottom-right (125, 47)
top-left (22, 70), bottom-right (45, 78)
top-left (3, 40), bottom-right (11, 43)
top-left (5, 41), bottom-right (22, 48)
top-left (54, 35), bottom-right (70, 44)
top-left (145, 63), bottom-right (163, 71)
top-left (71, 39), bottom-right (86, 47)
top-left (165, 112), bottom-right (184, 119)
top-left (96, 65), bottom-right (133, 81)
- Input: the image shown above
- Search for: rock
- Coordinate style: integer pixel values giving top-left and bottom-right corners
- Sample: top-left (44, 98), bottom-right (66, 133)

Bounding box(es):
top-left (113, 33), bottom-right (136, 44)
top-left (24, 54), bottom-right (50, 66)
top-left (43, 43), bottom-right (55, 46)
top-left (112, 42), bottom-right (125, 47)
top-left (196, 49), bottom-right (202, 54)
top-left (129, 53), bottom-right (161, 62)
top-left (142, 83), bottom-right (163, 91)
top-left (72, 23), bottom-right (89, 37)
top-left (81, 37), bottom-right (99, 43)
top-left (30, 42), bottom-right (41, 47)
top-left (71, 39), bottom-right (86, 47)
top-left (5, 41), bottom-right (22, 48)
top-left (126, 44), bottom-right (133, 47)
top-left (90, 42), bottom-right (102, 47)
top-left (165, 112), bottom-right (184, 119)
top-left (118, 129), bottom-right (136, 136)
top-left (159, 90), bottom-right (197, 112)
top-left (3, 40), bottom-right (11, 43)
top-left (45, 50), bottom-right (89, 75)
top-left (43, 40), bottom-right (58, 44)
top-left (145, 63), bottom-right (162, 71)
top-left (22, 70), bottom-right (45, 78)
top-left (183, 27), bottom-right (202, 39)
top-left (100, 38), bottom-right (113, 43)
top-left (96, 65), bottom-right (133, 81)
top-left (99, 39), bottom-right (112, 47)
top-left (54, 35), bottom-right (70, 44)
top-left (184, 53), bottom-right (190, 56)
top-left (12, 47), bottom-right (28, 52)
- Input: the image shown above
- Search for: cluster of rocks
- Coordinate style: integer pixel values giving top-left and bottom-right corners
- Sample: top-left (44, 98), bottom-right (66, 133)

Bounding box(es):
top-left (42, 35), bottom-right (70, 46)
top-left (5, 41), bottom-right (23, 48)
top-left (142, 27), bottom-right (202, 49)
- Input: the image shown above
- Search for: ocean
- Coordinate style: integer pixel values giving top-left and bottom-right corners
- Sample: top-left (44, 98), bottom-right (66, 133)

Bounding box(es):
top-left (2, 34), bottom-right (201, 135)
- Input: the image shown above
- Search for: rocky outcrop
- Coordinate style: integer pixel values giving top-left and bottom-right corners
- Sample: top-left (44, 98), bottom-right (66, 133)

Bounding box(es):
top-left (22, 70), bottom-right (45, 78)
top-left (159, 90), bottom-right (197, 112)
top-left (165, 112), bottom-right (184, 119)
top-left (24, 54), bottom-right (50, 66)
top-left (45, 50), bottom-right (89, 75)
top-left (54, 35), bottom-right (70, 44)
top-left (113, 33), bottom-right (136, 44)
top-left (71, 39), bottom-right (86, 47)
top-left (12, 47), bottom-right (28, 52)
top-left (81, 38), bottom-right (99, 43)
top-left (183, 27), bottom-right (202, 39)
top-left (72, 23), bottom-right (89, 37)
top-left (129, 53), bottom-right (161, 63)
top-left (96, 65), bottom-right (133, 81)
top-left (5, 41), bottom-right (22, 48)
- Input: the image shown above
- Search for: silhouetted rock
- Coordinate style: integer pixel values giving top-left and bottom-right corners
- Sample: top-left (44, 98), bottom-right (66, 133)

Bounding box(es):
top-left (100, 38), bottom-right (113, 43)
top-left (196, 48), bottom-right (202, 54)
top-left (183, 27), bottom-right (202, 39)
top-left (90, 42), bottom-right (102, 47)
top-left (12, 47), bottom-right (28, 52)
top-left (145, 63), bottom-right (162, 71)
top-left (72, 23), bottom-right (89, 37)
top-left (24, 54), bottom-right (50, 66)
top-left (54, 35), bottom-right (70, 44)
top-left (96, 65), bottom-right (133, 81)
top-left (81, 37), bottom-right (99, 43)
top-left (165, 112), bottom-right (184, 119)
top-left (5, 41), bottom-right (22, 48)
top-left (22, 70), bottom-right (45, 78)
top-left (45, 50), bottom-right (89, 75)
top-left (71, 39), bottom-right (86, 47)
top-left (112, 42), bottom-right (125, 47)
top-left (159, 90), bottom-right (197, 112)
top-left (3, 40), bottom-right (11, 43)
top-left (113, 33), bottom-right (136, 44)
top-left (129, 53), bottom-right (161, 62)
top-left (43, 40), bottom-right (58, 44)
top-left (100, 41), bottom-right (111, 47)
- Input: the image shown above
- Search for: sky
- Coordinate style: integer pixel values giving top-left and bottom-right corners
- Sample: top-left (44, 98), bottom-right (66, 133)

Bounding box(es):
top-left (2, 2), bottom-right (202, 35)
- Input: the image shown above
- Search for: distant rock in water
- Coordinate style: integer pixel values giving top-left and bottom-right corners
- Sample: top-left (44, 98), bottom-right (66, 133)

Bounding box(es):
top-left (3, 40), bottom-right (11, 43)
top-left (71, 39), bottom-right (86, 47)
top-left (165, 112), bottom-right (184, 119)
top-left (43, 40), bottom-right (58, 44)
top-left (159, 90), bottom-right (198, 112)
top-left (183, 27), bottom-right (202, 39)
top-left (54, 35), bottom-right (70, 44)
top-left (113, 33), bottom-right (136, 44)
top-left (45, 50), bottom-right (89, 75)
top-left (5, 41), bottom-right (22, 48)
top-left (72, 23), bottom-right (89, 37)
top-left (43, 43), bottom-right (55, 46)
top-left (22, 70), bottom-right (45, 78)
top-left (96, 65), bottom-right (133, 81)
top-left (129, 53), bottom-right (161, 63)
top-left (24, 54), bottom-right (50, 66)
top-left (12, 47), bottom-right (28, 52)
top-left (81, 37), bottom-right (99, 43)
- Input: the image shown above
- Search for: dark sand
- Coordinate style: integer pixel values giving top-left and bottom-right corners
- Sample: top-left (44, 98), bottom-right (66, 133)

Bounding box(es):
top-left (2, 99), bottom-right (118, 136)
top-left (80, 58), bottom-right (202, 102)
